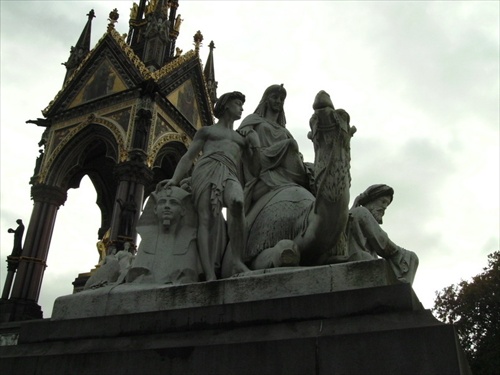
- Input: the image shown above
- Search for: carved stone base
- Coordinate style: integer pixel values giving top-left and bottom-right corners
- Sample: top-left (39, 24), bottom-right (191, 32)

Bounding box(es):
top-left (0, 299), bottom-right (42, 323)
top-left (0, 260), bottom-right (471, 374)
top-left (52, 259), bottom-right (399, 320)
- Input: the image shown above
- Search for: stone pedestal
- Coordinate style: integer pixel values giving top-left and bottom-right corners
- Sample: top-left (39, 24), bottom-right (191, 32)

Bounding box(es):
top-left (71, 271), bottom-right (91, 294)
top-left (0, 260), bottom-right (471, 374)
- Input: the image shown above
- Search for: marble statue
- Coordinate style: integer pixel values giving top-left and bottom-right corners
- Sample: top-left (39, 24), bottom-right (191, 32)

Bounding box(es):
top-left (348, 184), bottom-right (419, 284)
top-left (127, 184), bottom-right (202, 284)
top-left (238, 84), bottom-right (313, 212)
top-left (242, 89), bottom-right (356, 268)
top-left (84, 246), bottom-right (134, 290)
top-left (83, 89), bottom-right (419, 289)
top-left (52, 87), bottom-right (426, 328)
top-left (84, 183), bottom-right (203, 289)
top-left (165, 91), bottom-right (261, 281)
top-left (8, 219), bottom-right (24, 258)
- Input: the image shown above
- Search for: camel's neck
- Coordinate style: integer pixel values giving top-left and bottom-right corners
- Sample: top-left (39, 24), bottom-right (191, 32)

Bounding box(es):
top-left (311, 108), bottom-right (354, 206)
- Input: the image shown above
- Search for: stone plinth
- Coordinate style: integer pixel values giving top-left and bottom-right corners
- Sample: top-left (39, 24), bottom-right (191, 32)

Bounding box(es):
top-left (0, 260), bottom-right (471, 374)
top-left (52, 259), bottom-right (398, 320)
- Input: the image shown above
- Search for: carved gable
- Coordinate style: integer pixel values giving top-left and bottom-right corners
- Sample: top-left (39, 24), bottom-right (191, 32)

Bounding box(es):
top-left (43, 31), bottom-right (147, 118)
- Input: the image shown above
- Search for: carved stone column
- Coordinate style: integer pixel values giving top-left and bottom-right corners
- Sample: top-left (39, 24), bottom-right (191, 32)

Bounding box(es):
top-left (1, 184), bottom-right (67, 322)
top-left (1, 257), bottom-right (20, 300)
top-left (110, 153), bottom-right (153, 252)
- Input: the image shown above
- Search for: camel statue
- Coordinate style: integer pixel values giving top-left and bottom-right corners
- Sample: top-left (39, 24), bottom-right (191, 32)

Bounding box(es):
top-left (244, 90), bottom-right (356, 269)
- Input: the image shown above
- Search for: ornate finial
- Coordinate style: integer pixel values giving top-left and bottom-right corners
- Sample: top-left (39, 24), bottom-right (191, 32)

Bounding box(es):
top-left (208, 40), bottom-right (215, 50)
top-left (107, 8), bottom-right (119, 31)
top-left (87, 9), bottom-right (96, 21)
top-left (193, 30), bottom-right (203, 54)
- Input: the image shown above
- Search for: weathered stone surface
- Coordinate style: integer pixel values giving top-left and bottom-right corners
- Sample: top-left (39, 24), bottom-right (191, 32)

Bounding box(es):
top-left (165, 91), bottom-right (257, 281)
top-left (239, 87), bottom-right (356, 268)
top-left (348, 184), bottom-right (419, 284)
top-left (129, 185), bottom-right (201, 285)
top-left (0, 279), bottom-right (470, 375)
top-left (52, 259), bottom-right (398, 320)
top-left (0, 322), bottom-right (20, 346)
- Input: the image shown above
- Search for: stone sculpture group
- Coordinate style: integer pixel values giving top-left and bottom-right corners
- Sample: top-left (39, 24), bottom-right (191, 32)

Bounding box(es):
top-left (85, 85), bottom-right (418, 290)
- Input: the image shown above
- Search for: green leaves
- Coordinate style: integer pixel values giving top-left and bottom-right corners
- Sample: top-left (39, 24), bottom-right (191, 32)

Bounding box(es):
top-left (433, 251), bottom-right (500, 375)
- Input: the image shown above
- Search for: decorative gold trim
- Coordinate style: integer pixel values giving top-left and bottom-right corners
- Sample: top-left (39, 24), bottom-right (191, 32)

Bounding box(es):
top-left (147, 132), bottom-right (190, 167)
top-left (197, 57), bottom-right (215, 122)
top-left (147, 109), bottom-right (158, 155)
top-left (109, 28), bottom-right (152, 80)
top-left (127, 104), bottom-right (138, 150)
top-left (38, 115), bottom-right (127, 182)
top-left (43, 28), bottom-right (153, 116)
top-left (42, 25), bottom-right (203, 116)
top-left (42, 32), bottom-right (108, 116)
top-left (151, 50), bottom-right (197, 81)
top-left (145, 0), bottom-right (159, 15)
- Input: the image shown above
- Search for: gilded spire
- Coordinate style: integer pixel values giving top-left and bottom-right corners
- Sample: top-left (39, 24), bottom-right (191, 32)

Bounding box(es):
top-left (127, 0), bottom-right (179, 70)
top-left (62, 9), bottom-right (95, 84)
top-left (204, 41), bottom-right (217, 105)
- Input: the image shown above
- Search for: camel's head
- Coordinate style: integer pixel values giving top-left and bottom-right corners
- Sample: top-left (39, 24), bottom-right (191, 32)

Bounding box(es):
top-left (308, 91), bottom-right (356, 159)
top-left (312, 90), bottom-right (335, 110)
top-left (308, 105), bottom-right (352, 141)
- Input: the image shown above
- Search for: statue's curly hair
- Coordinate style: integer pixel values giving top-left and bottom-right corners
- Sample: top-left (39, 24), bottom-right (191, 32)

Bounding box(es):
top-left (213, 91), bottom-right (245, 119)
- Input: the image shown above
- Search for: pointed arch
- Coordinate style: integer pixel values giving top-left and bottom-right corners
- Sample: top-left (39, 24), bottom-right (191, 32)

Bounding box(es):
top-left (147, 139), bottom-right (188, 197)
top-left (43, 123), bottom-right (123, 237)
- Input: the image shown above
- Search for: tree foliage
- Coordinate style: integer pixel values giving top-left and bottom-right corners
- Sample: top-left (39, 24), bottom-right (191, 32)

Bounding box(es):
top-left (433, 251), bottom-right (500, 375)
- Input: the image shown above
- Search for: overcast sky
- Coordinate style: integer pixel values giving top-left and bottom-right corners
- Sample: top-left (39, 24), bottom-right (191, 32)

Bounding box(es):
top-left (1, 1), bottom-right (498, 317)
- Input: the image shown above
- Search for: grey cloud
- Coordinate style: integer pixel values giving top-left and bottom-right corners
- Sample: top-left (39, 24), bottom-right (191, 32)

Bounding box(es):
top-left (357, 2), bottom-right (499, 131)
top-left (481, 237), bottom-right (499, 254)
